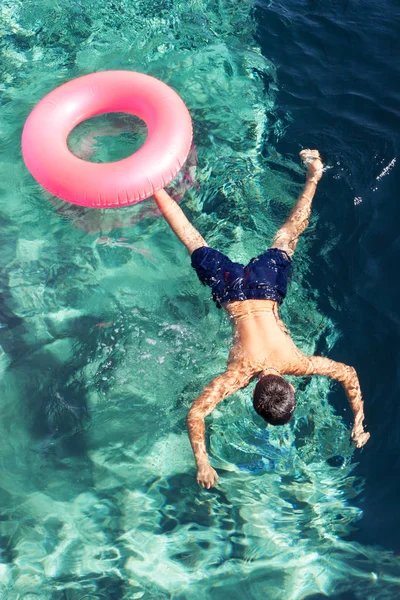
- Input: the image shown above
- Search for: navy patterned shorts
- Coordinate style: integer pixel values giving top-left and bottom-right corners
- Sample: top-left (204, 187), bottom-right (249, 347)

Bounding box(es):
top-left (191, 246), bottom-right (292, 308)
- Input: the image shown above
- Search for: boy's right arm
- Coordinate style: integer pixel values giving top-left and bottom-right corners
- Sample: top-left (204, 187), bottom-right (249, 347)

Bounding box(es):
top-left (154, 189), bottom-right (207, 255)
top-left (187, 370), bottom-right (251, 488)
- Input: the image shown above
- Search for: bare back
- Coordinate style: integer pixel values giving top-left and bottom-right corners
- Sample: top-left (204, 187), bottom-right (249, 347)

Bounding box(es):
top-left (225, 299), bottom-right (306, 378)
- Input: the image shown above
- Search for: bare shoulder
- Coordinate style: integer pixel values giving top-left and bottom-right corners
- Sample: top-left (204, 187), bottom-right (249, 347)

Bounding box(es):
top-left (283, 346), bottom-right (312, 376)
top-left (225, 357), bottom-right (253, 389)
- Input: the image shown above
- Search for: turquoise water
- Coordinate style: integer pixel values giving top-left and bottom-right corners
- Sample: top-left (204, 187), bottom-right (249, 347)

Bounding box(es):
top-left (1, 0), bottom-right (399, 598)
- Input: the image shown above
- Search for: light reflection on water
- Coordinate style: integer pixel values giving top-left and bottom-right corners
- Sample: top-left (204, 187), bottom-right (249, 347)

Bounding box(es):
top-left (0, 0), bottom-right (399, 598)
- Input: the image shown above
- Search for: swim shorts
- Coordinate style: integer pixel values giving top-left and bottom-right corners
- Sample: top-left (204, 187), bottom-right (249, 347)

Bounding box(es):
top-left (191, 246), bottom-right (292, 308)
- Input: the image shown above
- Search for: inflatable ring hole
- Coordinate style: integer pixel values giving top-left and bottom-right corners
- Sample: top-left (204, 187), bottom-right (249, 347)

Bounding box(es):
top-left (67, 112), bottom-right (148, 164)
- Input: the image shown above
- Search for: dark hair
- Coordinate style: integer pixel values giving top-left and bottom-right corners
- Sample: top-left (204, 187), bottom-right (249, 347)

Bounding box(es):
top-left (253, 375), bottom-right (296, 425)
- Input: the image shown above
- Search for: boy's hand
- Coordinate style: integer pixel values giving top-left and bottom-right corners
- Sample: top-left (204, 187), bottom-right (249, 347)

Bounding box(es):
top-left (351, 425), bottom-right (370, 448)
top-left (197, 464), bottom-right (219, 489)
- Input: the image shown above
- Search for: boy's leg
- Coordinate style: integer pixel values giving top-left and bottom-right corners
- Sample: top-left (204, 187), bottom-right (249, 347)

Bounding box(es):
top-left (154, 189), bottom-right (207, 255)
top-left (271, 149), bottom-right (324, 258)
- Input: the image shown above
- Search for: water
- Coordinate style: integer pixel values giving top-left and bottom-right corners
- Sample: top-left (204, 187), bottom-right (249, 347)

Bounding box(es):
top-left (0, 0), bottom-right (399, 598)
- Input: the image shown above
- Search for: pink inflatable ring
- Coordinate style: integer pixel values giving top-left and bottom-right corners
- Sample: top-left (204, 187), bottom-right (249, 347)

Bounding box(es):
top-left (22, 71), bottom-right (193, 208)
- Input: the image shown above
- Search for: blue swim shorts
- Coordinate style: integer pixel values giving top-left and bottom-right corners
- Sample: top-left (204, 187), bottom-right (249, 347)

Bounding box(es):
top-left (191, 246), bottom-right (292, 308)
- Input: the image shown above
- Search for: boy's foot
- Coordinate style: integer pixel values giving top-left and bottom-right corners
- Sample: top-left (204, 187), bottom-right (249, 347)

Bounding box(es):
top-left (299, 149), bottom-right (324, 183)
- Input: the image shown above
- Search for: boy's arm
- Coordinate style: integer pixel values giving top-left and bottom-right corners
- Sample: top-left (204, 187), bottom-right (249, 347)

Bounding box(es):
top-left (187, 370), bottom-right (250, 488)
top-left (300, 356), bottom-right (370, 448)
top-left (272, 149), bottom-right (324, 257)
top-left (154, 189), bottom-right (207, 255)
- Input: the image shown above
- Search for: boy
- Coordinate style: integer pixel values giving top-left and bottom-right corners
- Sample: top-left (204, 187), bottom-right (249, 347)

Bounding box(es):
top-left (154, 150), bottom-right (369, 488)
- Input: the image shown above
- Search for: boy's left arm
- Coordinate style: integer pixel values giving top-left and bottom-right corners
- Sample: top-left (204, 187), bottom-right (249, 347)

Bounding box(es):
top-left (299, 356), bottom-right (370, 448)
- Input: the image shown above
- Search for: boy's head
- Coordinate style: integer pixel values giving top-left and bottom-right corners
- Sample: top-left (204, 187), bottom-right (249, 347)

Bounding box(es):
top-left (253, 374), bottom-right (296, 425)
